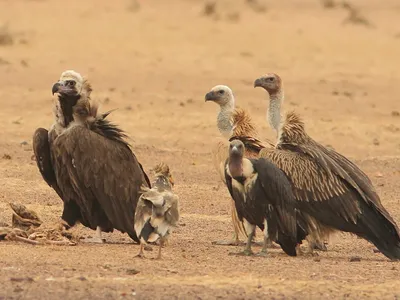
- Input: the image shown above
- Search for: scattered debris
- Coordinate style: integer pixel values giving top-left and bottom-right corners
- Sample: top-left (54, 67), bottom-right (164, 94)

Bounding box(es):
top-left (226, 12), bottom-right (240, 22)
top-left (0, 203), bottom-right (78, 246)
top-left (349, 256), bottom-right (361, 262)
top-left (375, 172), bottom-right (383, 178)
top-left (203, 2), bottom-right (217, 16)
top-left (10, 277), bottom-right (34, 283)
top-left (0, 57), bottom-right (10, 65)
top-left (372, 138), bottom-right (380, 146)
top-left (127, 0), bottom-right (140, 12)
top-left (392, 111), bottom-right (400, 117)
top-left (321, 0), bottom-right (336, 9)
top-left (20, 60), bottom-right (29, 68)
top-left (2, 154), bottom-right (11, 160)
top-left (0, 24), bottom-right (14, 46)
top-left (342, 2), bottom-right (373, 28)
top-left (126, 269), bottom-right (140, 275)
top-left (246, 0), bottom-right (267, 13)
top-left (20, 141), bottom-right (28, 146)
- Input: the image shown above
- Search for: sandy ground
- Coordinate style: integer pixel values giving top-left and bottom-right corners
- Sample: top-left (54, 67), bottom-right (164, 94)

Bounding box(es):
top-left (1, 0), bottom-right (400, 299)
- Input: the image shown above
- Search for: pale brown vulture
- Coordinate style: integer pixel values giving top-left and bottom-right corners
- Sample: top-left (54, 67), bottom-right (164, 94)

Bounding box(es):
top-left (224, 140), bottom-right (307, 256)
top-left (33, 70), bottom-right (150, 243)
top-left (205, 85), bottom-right (274, 246)
top-left (254, 73), bottom-right (400, 260)
top-left (134, 163), bottom-right (179, 259)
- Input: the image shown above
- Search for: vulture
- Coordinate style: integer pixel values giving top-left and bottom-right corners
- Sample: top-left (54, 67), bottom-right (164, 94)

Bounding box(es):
top-left (254, 73), bottom-right (400, 260)
top-left (205, 85), bottom-right (274, 246)
top-left (134, 163), bottom-right (179, 259)
top-left (33, 70), bottom-right (150, 243)
top-left (224, 140), bottom-right (305, 256)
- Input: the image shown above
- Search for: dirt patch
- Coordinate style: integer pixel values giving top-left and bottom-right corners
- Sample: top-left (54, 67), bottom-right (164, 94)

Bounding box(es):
top-left (0, 0), bottom-right (400, 299)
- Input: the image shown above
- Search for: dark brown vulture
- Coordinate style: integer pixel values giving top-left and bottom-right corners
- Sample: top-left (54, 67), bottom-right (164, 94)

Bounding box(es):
top-left (134, 163), bottom-right (179, 259)
top-left (33, 70), bottom-right (150, 243)
top-left (205, 85), bottom-right (274, 246)
top-left (254, 73), bottom-right (400, 260)
top-left (224, 139), bottom-right (306, 256)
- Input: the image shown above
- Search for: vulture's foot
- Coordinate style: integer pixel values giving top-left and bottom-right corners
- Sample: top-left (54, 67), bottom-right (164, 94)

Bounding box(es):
top-left (255, 251), bottom-right (268, 257)
top-left (229, 249), bottom-right (254, 256)
top-left (311, 241), bottom-right (328, 251)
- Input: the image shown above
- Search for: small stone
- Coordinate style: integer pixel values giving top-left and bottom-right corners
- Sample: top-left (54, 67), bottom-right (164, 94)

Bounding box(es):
top-left (126, 269), bottom-right (140, 275)
top-left (392, 111), bottom-right (400, 117)
top-left (20, 141), bottom-right (28, 146)
top-left (313, 257), bottom-right (321, 262)
top-left (349, 256), bottom-right (361, 262)
top-left (372, 138), bottom-right (380, 146)
top-left (77, 276), bottom-right (87, 281)
top-left (2, 154), bottom-right (11, 160)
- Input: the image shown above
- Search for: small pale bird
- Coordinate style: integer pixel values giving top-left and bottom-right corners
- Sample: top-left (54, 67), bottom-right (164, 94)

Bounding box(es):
top-left (134, 163), bottom-right (179, 259)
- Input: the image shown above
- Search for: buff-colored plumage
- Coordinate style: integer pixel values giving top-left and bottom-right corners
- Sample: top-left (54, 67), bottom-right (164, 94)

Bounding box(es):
top-left (255, 73), bottom-right (400, 259)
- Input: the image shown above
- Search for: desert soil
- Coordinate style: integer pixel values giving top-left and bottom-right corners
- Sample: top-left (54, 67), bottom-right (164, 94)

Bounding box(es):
top-left (1, 0), bottom-right (400, 299)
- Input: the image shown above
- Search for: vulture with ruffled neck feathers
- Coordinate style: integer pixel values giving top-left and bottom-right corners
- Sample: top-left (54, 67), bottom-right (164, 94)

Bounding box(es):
top-left (205, 85), bottom-right (274, 246)
top-left (33, 70), bottom-right (150, 243)
top-left (254, 73), bottom-right (400, 260)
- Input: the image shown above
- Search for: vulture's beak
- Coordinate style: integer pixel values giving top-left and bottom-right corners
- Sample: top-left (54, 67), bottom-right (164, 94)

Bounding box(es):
top-left (205, 91), bottom-right (215, 102)
top-left (231, 146), bottom-right (241, 156)
top-left (52, 82), bottom-right (62, 95)
top-left (254, 78), bottom-right (263, 88)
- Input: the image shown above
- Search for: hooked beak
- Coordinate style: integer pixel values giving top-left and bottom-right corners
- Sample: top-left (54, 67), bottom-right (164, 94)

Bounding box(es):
top-left (52, 82), bottom-right (62, 95)
top-left (231, 146), bottom-right (240, 155)
top-left (254, 78), bottom-right (263, 88)
top-left (205, 91), bottom-right (215, 102)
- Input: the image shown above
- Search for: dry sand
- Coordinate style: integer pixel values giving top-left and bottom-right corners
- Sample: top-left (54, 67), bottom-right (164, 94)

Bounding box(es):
top-left (1, 0), bottom-right (400, 299)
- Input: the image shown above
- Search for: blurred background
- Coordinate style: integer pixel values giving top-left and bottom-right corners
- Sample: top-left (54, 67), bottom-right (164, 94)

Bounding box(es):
top-left (0, 0), bottom-right (399, 157)
top-left (1, 2), bottom-right (400, 298)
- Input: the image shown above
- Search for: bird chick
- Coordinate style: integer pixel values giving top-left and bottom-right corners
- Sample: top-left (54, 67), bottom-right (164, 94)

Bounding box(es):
top-left (134, 163), bottom-right (179, 259)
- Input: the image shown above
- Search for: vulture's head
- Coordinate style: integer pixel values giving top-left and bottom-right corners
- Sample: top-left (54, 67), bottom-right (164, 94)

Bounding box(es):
top-left (254, 73), bottom-right (282, 95)
top-left (52, 70), bottom-right (92, 99)
top-left (228, 139), bottom-right (245, 177)
top-left (205, 85), bottom-right (234, 107)
top-left (152, 162), bottom-right (174, 187)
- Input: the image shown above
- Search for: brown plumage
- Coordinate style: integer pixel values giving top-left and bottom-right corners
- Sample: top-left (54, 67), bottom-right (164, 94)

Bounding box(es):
top-left (205, 85), bottom-right (273, 246)
top-left (254, 73), bottom-right (400, 260)
top-left (134, 163), bottom-right (179, 259)
top-left (33, 70), bottom-right (150, 243)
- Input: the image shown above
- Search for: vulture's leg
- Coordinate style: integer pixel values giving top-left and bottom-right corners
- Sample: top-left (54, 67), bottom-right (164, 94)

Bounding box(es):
top-left (136, 243), bottom-right (145, 258)
top-left (310, 239), bottom-right (328, 251)
top-left (156, 238), bottom-right (165, 260)
top-left (256, 235), bottom-right (269, 257)
top-left (242, 227), bottom-right (255, 256)
top-left (212, 201), bottom-right (245, 246)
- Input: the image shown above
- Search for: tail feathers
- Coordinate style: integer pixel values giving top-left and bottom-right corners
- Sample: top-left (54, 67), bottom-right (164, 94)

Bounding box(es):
top-left (139, 220), bottom-right (155, 242)
top-left (358, 203), bottom-right (400, 261)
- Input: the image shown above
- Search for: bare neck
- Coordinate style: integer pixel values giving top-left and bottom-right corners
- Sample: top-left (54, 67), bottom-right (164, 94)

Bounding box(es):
top-left (217, 101), bottom-right (235, 138)
top-left (267, 89), bottom-right (284, 133)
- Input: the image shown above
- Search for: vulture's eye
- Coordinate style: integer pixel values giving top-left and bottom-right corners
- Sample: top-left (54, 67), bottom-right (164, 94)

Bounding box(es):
top-left (267, 77), bottom-right (274, 82)
top-left (218, 90), bottom-right (225, 95)
top-left (67, 80), bottom-right (76, 87)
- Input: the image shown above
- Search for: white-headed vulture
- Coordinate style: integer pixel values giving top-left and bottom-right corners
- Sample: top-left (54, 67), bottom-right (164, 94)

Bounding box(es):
top-left (205, 85), bottom-right (274, 246)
